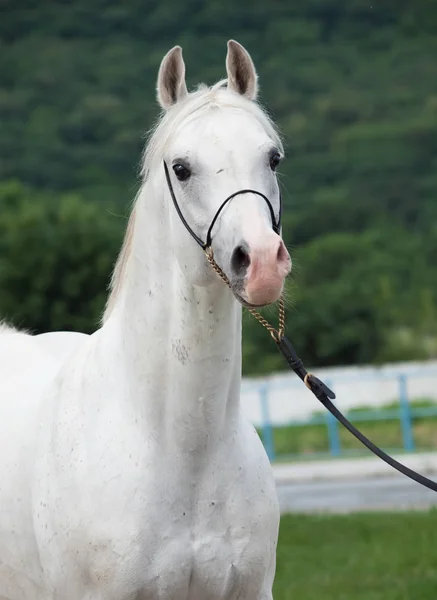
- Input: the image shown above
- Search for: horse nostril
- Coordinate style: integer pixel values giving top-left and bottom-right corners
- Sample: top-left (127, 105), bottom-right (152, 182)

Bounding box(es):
top-left (277, 240), bottom-right (288, 264)
top-left (231, 244), bottom-right (251, 276)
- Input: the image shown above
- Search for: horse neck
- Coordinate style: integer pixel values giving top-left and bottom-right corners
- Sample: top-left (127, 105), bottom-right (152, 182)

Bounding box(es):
top-left (106, 178), bottom-right (243, 447)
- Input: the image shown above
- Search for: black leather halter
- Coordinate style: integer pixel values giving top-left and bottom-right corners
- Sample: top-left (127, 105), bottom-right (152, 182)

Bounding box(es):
top-left (163, 160), bottom-right (282, 249)
top-left (164, 160), bottom-right (437, 493)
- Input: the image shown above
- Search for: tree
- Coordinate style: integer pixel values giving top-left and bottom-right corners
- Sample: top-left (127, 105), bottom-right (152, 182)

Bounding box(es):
top-left (0, 181), bottom-right (123, 333)
top-left (1, 0), bottom-right (436, 372)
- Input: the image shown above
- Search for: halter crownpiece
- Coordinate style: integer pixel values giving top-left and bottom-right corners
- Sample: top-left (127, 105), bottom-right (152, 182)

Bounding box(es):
top-left (164, 160), bottom-right (437, 493)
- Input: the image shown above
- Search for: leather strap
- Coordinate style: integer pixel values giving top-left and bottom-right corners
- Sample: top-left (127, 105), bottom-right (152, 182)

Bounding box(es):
top-left (164, 160), bottom-right (281, 248)
top-left (163, 159), bottom-right (437, 493)
top-left (276, 335), bottom-right (437, 492)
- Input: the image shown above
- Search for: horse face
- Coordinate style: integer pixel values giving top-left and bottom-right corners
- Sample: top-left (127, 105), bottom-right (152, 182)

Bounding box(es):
top-left (158, 42), bottom-right (291, 307)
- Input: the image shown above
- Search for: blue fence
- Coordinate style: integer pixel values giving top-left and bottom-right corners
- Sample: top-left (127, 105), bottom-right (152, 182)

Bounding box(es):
top-left (243, 368), bottom-right (437, 462)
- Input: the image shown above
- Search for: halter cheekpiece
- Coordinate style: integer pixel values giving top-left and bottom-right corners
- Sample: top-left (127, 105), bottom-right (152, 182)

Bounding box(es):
top-left (163, 160), bottom-right (282, 250)
top-left (163, 159), bottom-right (437, 493)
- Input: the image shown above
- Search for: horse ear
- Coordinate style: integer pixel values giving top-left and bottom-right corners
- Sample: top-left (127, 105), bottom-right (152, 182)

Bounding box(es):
top-left (226, 40), bottom-right (258, 101)
top-left (157, 46), bottom-right (188, 110)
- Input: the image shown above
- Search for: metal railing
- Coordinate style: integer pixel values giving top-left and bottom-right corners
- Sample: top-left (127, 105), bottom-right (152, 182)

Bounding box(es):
top-left (243, 367), bottom-right (437, 461)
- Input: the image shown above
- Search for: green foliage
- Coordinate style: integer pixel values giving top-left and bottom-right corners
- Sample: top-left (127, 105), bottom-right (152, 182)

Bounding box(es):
top-left (0, 181), bottom-right (123, 332)
top-left (1, 1), bottom-right (437, 373)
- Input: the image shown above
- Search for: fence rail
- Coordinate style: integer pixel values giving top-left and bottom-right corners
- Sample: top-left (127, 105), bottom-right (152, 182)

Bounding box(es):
top-left (250, 369), bottom-right (437, 461)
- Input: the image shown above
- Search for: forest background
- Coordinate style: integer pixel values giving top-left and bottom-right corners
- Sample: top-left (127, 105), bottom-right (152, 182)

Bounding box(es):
top-left (1, 0), bottom-right (436, 374)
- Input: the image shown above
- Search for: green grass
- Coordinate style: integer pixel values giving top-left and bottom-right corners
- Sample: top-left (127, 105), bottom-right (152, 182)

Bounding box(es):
top-left (260, 399), bottom-right (437, 458)
top-left (274, 510), bottom-right (437, 599)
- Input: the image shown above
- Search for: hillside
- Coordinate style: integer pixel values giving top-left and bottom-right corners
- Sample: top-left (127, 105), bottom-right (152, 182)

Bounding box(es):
top-left (1, 1), bottom-right (437, 373)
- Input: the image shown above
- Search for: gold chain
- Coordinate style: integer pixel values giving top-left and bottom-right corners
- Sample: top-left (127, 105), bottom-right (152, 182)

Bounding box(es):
top-left (204, 247), bottom-right (285, 342)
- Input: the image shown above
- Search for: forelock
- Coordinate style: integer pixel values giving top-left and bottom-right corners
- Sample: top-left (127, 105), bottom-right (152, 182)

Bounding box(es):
top-left (140, 80), bottom-right (282, 180)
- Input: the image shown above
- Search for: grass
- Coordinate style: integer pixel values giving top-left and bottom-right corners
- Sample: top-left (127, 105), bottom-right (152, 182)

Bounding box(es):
top-left (274, 510), bottom-right (437, 599)
top-left (259, 398), bottom-right (437, 458)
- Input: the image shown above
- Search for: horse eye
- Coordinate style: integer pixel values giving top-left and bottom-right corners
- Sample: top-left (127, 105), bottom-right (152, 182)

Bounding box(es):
top-left (269, 152), bottom-right (282, 171)
top-left (173, 163), bottom-right (191, 182)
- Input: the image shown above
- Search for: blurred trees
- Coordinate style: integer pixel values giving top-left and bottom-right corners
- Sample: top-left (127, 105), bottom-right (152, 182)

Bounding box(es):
top-left (0, 181), bottom-right (123, 333)
top-left (0, 0), bottom-right (436, 373)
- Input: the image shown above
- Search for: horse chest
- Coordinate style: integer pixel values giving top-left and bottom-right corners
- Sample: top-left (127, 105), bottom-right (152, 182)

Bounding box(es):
top-left (64, 446), bottom-right (277, 600)
top-left (34, 394), bottom-right (278, 600)
top-left (132, 469), bottom-right (278, 600)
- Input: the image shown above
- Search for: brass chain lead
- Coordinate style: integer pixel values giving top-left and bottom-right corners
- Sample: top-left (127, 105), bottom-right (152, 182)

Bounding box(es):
top-left (204, 247), bottom-right (285, 342)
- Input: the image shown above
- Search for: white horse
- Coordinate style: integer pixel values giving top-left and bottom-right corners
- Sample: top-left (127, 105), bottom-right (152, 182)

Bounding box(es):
top-left (0, 40), bottom-right (291, 600)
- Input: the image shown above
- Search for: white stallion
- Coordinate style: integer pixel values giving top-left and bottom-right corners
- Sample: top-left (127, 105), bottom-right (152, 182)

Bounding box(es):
top-left (0, 40), bottom-right (291, 600)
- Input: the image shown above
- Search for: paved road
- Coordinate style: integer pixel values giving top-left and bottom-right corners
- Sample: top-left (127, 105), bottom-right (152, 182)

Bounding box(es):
top-left (276, 475), bottom-right (437, 514)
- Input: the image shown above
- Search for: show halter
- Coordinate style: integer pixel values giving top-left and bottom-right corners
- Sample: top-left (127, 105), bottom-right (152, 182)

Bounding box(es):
top-left (164, 160), bottom-right (437, 493)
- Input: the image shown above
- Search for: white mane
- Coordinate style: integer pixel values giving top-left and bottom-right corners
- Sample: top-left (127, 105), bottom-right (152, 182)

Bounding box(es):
top-left (0, 43), bottom-right (285, 599)
top-left (0, 321), bottom-right (18, 335)
top-left (103, 81), bottom-right (283, 321)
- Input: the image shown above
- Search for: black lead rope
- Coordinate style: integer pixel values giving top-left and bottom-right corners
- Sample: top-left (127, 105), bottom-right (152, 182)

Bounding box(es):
top-left (276, 335), bottom-right (437, 492)
top-left (163, 161), bottom-right (437, 493)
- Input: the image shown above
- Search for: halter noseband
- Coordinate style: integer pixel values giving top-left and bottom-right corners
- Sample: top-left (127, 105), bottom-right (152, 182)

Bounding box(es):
top-left (163, 160), bottom-right (282, 250)
top-left (162, 159), bottom-right (437, 494)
